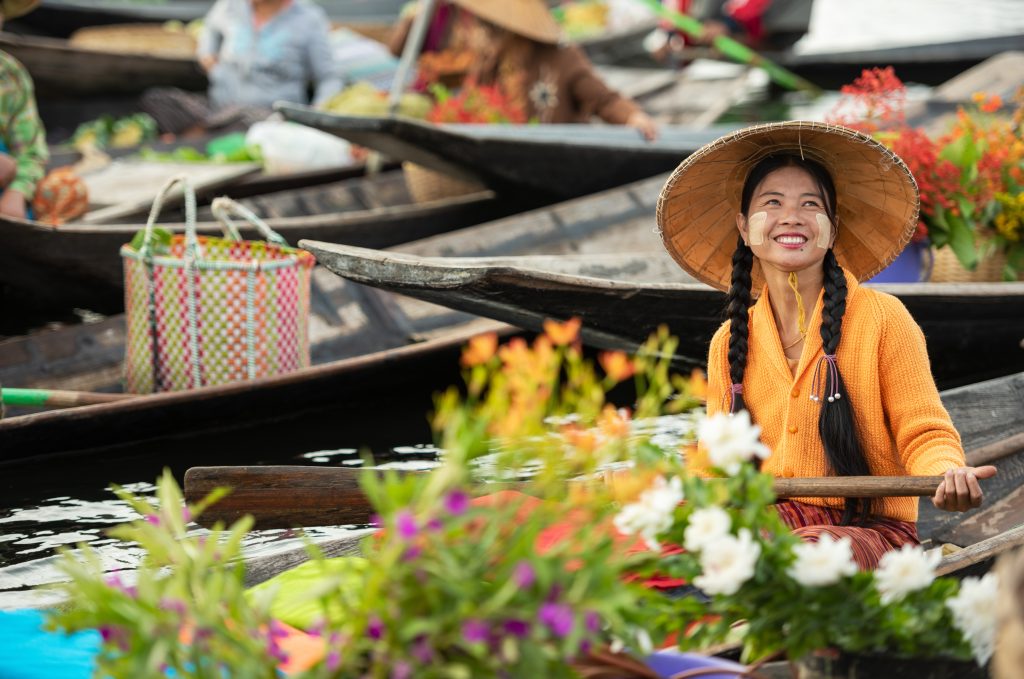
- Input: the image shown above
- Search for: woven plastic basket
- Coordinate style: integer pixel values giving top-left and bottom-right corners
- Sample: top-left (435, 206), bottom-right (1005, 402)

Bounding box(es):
top-left (402, 162), bottom-right (484, 204)
top-left (929, 247), bottom-right (1022, 282)
top-left (120, 177), bottom-right (315, 394)
top-left (69, 24), bottom-right (197, 58)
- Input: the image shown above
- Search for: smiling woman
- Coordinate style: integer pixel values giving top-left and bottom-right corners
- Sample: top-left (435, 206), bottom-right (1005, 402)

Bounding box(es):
top-left (656, 121), bottom-right (998, 569)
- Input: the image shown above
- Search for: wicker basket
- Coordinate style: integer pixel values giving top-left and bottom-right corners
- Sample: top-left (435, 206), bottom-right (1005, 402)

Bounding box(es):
top-left (402, 162), bottom-right (484, 204)
top-left (69, 24), bottom-right (197, 58)
top-left (929, 246), bottom-right (1023, 282)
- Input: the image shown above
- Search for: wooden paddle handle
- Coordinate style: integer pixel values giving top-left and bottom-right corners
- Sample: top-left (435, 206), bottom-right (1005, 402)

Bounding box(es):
top-left (184, 467), bottom-right (950, 529)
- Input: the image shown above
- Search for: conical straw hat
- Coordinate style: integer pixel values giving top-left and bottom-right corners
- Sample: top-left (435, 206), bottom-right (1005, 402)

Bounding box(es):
top-left (656, 121), bottom-right (920, 294)
top-left (1, 0), bottom-right (39, 19)
top-left (449, 0), bottom-right (562, 44)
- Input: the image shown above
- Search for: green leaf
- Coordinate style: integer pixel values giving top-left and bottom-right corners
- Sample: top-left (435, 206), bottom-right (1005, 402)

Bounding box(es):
top-left (130, 227), bottom-right (172, 254)
top-left (946, 213), bottom-right (979, 270)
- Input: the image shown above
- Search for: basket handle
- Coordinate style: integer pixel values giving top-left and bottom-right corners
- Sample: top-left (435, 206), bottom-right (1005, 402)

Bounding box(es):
top-left (140, 174), bottom-right (200, 259)
top-left (210, 197), bottom-right (289, 246)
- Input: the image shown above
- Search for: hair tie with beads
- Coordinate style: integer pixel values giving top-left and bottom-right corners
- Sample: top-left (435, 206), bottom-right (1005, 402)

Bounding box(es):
top-left (810, 354), bottom-right (842, 404)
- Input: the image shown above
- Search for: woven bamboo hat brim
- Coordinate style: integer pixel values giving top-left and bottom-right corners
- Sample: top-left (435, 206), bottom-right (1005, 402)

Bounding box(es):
top-left (656, 121), bottom-right (920, 294)
top-left (449, 0), bottom-right (562, 44)
top-left (1, 0), bottom-right (38, 19)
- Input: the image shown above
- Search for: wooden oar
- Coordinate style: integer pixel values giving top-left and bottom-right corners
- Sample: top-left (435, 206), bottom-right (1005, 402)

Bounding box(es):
top-left (0, 387), bottom-right (135, 409)
top-left (185, 432), bottom-right (1021, 529)
top-left (182, 468), bottom-right (949, 530)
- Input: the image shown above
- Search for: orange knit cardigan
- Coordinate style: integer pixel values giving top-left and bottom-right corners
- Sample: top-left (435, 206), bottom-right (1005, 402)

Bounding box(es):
top-left (695, 268), bottom-right (965, 522)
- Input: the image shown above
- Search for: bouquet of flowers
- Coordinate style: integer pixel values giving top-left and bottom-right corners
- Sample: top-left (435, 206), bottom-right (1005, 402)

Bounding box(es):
top-left (828, 67), bottom-right (1024, 280)
top-left (616, 409), bottom-right (999, 669)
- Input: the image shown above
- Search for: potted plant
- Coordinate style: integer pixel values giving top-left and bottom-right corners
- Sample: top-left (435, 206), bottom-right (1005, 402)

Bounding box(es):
top-left (829, 67), bottom-right (1024, 281)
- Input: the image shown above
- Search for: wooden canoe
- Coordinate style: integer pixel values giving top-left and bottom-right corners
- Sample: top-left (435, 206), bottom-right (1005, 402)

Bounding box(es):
top-left (0, 31), bottom-right (207, 97)
top-left (274, 103), bottom-right (740, 200)
top-left (0, 172), bottom-right (671, 395)
top-left (230, 370), bottom-right (1024, 584)
top-left (0, 169), bottom-right (514, 312)
top-left (301, 241), bottom-right (1024, 390)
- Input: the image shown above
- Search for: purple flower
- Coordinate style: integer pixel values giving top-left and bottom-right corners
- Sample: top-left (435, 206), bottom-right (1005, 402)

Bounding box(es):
top-left (539, 602), bottom-right (574, 638)
top-left (411, 636), bottom-right (434, 663)
top-left (512, 561), bottom-right (535, 588)
top-left (367, 616), bottom-right (385, 640)
top-left (269, 620), bottom-right (290, 640)
top-left (391, 661), bottom-right (412, 679)
top-left (403, 545), bottom-right (423, 561)
top-left (370, 513), bottom-right (383, 528)
top-left (159, 598), bottom-right (186, 615)
top-left (503, 619), bottom-right (531, 639)
top-left (584, 611), bottom-right (601, 633)
top-left (444, 490), bottom-right (470, 516)
top-left (326, 650), bottom-right (341, 671)
top-left (182, 507), bottom-right (193, 523)
top-left (462, 619), bottom-right (490, 644)
top-left (395, 511), bottom-right (418, 540)
top-left (145, 513), bottom-right (161, 526)
top-left (426, 518), bottom-right (444, 532)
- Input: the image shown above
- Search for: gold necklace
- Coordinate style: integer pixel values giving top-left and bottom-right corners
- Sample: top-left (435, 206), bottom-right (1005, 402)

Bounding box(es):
top-left (782, 334), bottom-right (804, 351)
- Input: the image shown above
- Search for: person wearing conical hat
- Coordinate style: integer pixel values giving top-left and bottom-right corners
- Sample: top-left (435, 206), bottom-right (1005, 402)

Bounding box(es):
top-left (658, 121), bottom-right (996, 568)
top-left (0, 0), bottom-right (47, 219)
top-left (389, 0), bottom-right (658, 139)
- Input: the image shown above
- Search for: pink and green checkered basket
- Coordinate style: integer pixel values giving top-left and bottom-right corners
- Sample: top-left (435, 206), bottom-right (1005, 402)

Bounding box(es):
top-left (120, 176), bottom-right (316, 394)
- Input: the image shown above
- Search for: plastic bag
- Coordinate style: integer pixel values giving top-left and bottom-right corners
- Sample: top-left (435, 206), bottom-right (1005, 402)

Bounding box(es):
top-left (245, 119), bottom-right (353, 174)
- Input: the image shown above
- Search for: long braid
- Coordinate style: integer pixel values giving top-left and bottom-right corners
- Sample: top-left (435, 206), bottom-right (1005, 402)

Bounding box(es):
top-left (817, 250), bottom-right (873, 524)
top-left (726, 236), bottom-right (754, 413)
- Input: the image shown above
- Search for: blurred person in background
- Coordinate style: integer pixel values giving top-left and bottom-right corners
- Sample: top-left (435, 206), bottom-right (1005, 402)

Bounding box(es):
top-left (648, 0), bottom-right (813, 63)
top-left (142, 0), bottom-right (343, 137)
top-left (0, 0), bottom-right (47, 219)
top-left (389, 0), bottom-right (659, 140)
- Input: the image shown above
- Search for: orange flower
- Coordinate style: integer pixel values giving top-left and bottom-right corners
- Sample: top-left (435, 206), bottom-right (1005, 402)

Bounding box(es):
top-left (597, 404), bottom-right (631, 440)
top-left (562, 423), bottom-right (599, 454)
top-left (972, 92), bottom-right (1003, 113)
top-left (461, 332), bottom-right (498, 367)
top-left (543, 317), bottom-right (582, 346)
top-left (598, 351), bottom-right (636, 383)
top-left (689, 368), bottom-right (708, 401)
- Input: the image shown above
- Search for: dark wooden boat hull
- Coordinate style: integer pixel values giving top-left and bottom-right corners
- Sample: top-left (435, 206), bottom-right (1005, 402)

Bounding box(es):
top-left (0, 323), bottom-right (512, 467)
top-left (0, 171), bottom-right (511, 312)
top-left (0, 32), bottom-right (207, 97)
top-left (302, 242), bottom-right (1024, 390)
top-left (274, 104), bottom-right (738, 200)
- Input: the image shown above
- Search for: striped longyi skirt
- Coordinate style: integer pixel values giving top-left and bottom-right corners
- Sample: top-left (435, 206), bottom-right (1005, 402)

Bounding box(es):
top-left (773, 500), bottom-right (920, 570)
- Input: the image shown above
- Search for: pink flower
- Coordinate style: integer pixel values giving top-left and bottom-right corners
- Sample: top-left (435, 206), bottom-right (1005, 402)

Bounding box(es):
top-left (445, 490), bottom-right (469, 515)
top-left (462, 619), bottom-right (490, 644)
top-left (367, 616), bottom-right (385, 640)
top-left (503, 619), bottom-right (531, 638)
top-left (395, 511), bottom-right (418, 540)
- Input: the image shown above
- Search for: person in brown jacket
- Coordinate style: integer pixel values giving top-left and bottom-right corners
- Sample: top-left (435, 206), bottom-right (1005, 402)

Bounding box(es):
top-left (389, 0), bottom-right (658, 139)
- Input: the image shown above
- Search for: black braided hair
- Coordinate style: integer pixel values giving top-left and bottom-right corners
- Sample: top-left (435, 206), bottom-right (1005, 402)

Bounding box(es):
top-left (818, 249), bottom-right (873, 524)
top-left (729, 154), bottom-right (872, 525)
top-left (725, 236), bottom-right (754, 413)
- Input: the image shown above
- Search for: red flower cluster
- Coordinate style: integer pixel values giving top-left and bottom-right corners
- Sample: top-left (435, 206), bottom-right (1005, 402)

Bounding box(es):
top-left (427, 80), bottom-right (528, 125)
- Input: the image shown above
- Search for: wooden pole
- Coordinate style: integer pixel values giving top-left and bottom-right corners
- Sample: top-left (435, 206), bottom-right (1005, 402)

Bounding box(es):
top-left (0, 387), bottom-right (135, 409)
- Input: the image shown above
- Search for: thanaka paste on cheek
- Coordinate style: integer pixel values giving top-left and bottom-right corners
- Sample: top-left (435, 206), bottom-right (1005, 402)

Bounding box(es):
top-left (815, 213), bottom-right (831, 250)
top-left (748, 211), bottom-right (767, 246)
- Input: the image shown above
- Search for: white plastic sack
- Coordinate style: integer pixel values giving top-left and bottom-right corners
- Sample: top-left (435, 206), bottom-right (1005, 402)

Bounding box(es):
top-left (245, 120), bottom-right (353, 174)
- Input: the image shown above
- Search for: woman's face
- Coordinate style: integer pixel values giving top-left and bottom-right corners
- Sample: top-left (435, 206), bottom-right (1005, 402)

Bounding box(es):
top-left (735, 165), bottom-right (835, 276)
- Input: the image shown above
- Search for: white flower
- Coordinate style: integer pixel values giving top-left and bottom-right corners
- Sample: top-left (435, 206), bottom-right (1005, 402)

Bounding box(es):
top-left (787, 534), bottom-right (858, 587)
top-left (684, 506), bottom-right (732, 552)
top-left (698, 411), bottom-right (770, 475)
top-left (693, 528), bottom-right (761, 596)
top-left (612, 476), bottom-right (684, 550)
top-left (874, 544), bottom-right (941, 603)
top-left (946, 573), bottom-right (999, 666)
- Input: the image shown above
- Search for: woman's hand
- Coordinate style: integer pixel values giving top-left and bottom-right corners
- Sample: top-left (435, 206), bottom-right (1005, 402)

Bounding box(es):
top-left (0, 189), bottom-right (26, 219)
top-left (0, 153), bottom-right (16, 187)
top-left (626, 111), bottom-right (658, 142)
top-left (931, 465), bottom-right (997, 512)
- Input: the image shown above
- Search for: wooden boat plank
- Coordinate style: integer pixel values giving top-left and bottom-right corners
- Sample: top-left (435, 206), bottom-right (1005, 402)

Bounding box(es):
top-left (78, 160), bottom-right (262, 222)
top-left (301, 242), bottom-right (1024, 388)
top-left (274, 104), bottom-right (739, 199)
top-left (936, 485), bottom-right (1024, 546)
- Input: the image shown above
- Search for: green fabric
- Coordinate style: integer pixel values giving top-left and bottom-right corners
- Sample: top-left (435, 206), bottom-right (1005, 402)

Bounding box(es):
top-left (246, 556), bottom-right (369, 630)
top-left (0, 50), bottom-right (48, 197)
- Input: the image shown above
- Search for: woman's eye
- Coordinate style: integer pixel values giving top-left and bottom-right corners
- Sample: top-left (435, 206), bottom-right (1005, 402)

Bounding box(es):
top-left (803, 201), bottom-right (821, 208)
